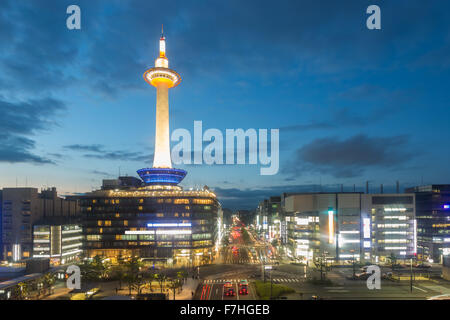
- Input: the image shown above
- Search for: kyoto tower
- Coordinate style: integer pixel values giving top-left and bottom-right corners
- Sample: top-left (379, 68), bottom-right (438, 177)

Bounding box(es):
top-left (137, 27), bottom-right (187, 185)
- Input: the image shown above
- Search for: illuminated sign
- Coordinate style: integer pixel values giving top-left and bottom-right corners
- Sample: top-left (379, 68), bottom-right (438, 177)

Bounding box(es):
top-left (363, 218), bottom-right (371, 239)
top-left (328, 208), bottom-right (334, 244)
top-left (147, 223), bottom-right (191, 227)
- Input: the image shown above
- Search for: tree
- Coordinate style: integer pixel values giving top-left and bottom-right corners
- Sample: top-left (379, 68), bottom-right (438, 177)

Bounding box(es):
top-left (43, 273), bottom-right (56, 296)
top-left (132, 274), bottom-right (148, 295)
top-left (167, 278), bottom-right (182, 300)
top-left (13, 282), bottom-right (29, 300)
top-left (388, 253), bottom-right (397, 271)
top-left (111, 264), bottom-right (126, 290)
top-left (123, 256), bottom-right (144, 295)
top-left (155, 273), bottom-right (167, 293)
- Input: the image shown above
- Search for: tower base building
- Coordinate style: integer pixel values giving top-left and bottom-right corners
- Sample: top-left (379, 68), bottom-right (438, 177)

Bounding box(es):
top-left (81, 181), bottom-right (219, 267)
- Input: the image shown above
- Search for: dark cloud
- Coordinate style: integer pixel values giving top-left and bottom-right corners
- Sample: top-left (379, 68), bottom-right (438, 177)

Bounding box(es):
top-left (283, 134), bottom-right (414, 178)
top-left (0, 97), bottom-right (65, 164)
top-left (0, 98), bottom-right (65, 134)
top-left (48, 153), bottom-right (64, 159)
top-left (84, 152), bottom-right (152, 162)
top-left (213, 180), bottom-right (419, 210)
top-left (64, 144), bottom-right (152, 162)
top-left (64, 144), bottom-right (104, 153)
top-left (0, 134), bottom-right (53, 164)
top-left (90, 170), bottom-right (112, 176)
top-left (2, 1), bottom-right (448, 97)
top-left (213, 184), bottom-right (345, 210)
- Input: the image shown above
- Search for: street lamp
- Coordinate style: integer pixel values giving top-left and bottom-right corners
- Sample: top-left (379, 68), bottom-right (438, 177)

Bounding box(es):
top-left (265, 265), bottom-right (273, 299)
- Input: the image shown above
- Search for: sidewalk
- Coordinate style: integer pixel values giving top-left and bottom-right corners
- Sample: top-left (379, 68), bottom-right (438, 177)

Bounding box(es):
top-left (171, 277), bottom-right (199, 300)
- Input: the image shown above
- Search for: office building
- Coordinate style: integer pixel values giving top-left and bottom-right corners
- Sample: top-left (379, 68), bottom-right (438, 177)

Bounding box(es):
top-left (362, 194), bottom-right (416, 263)
top-left (405, 185), bottom-right (450, 263)
top-left (283, 192), bottom-right (363, 263)
top-left (1, 187), bottom-right (79, 262)
top-left (281, 192), bottom-right (416, 264)
top-left (32, 219), bottom-right (82, 265)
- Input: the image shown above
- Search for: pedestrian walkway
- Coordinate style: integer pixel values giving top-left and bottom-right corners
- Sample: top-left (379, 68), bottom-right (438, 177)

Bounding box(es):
top-left (172, 277), bottom-right (199, 300)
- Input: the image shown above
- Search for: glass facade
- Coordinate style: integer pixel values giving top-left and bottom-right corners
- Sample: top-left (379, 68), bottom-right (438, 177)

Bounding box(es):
top-left (80, 185), bottom-right (219, 266)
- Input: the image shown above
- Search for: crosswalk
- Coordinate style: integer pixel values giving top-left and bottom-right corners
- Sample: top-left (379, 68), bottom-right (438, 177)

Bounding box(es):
top-left (272, 278), bottom-right (302, 283)
top-left (203, 278), bottom-right (302, 284)
top-left (224, 258), bottom-right (279, 264)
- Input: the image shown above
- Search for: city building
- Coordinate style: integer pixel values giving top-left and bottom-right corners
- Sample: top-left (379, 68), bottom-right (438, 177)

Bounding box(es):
top-left (280, 192), bottom-right (416, 264)
top-left (0, 190), bottom-right (2, 261)
top-left (362, 194), bottom-right (416, 264)
top-left (32, 218), bottom-right (82, 265)
top-left (256, 196), bottom-right (281, 242)
top-left (80, 31), bottom-right (220, 267)
top-left (283, 192), bottom-right (363, 263)
top-left (405, 185), bottom-right (450, 263)
top-left (1, 187), bottom-right (79, 262)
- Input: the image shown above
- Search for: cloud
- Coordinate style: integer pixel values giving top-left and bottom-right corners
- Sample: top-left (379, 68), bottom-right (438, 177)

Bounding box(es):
top-left (283, 134), bottom-right (414, 178)
top-left (213, 183), bottom-right (344, 210)
top-left (0, 134), bottom-right (53, 164)
top-left (64, 143), bottom-right (152, 162)
top-left (64, 144), bottom-right (104, 153)
top-left (0, 97), bottom-right (65, 164)
top-left (2, 0), bottom-right (447, 98)
top-left (84, 152), bottom-right (152, 162)
top-left (90, 170), bottom-right (113, 176)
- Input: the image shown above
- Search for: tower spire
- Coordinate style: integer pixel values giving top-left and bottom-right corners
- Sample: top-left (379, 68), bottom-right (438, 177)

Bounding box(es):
top-left (159, 25), bottom-right (166, 58)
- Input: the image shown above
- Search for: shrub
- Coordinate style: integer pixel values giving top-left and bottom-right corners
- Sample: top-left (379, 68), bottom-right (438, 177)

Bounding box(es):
top-left (254, 280), bottom-right (295, 300)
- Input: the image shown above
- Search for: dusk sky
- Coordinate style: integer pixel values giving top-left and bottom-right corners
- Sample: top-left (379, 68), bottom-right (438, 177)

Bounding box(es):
top-left (1, 0), bottom-right (449, 210)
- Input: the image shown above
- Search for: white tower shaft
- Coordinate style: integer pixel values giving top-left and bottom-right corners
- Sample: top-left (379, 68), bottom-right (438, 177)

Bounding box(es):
top-left (153, 82), bottom-right (172, 168)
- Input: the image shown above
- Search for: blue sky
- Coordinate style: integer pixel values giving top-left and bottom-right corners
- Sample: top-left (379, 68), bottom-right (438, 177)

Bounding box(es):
top-left (0, 0), bottom-right (449, 209)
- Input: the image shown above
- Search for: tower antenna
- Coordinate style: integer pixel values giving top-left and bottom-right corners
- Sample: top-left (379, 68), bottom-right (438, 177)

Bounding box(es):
top-left (161, 24), bottom-right (164, 37)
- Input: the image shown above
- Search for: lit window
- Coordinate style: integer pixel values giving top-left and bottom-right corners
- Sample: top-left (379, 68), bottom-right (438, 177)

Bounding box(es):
top-left (174, 199), bottom-right (190, 204)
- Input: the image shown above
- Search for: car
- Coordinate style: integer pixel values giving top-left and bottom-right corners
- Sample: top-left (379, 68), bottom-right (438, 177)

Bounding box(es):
top-left (239, 285), bottom-right (248, 295)
top-left (239, 279), bottom-right (248, 287)
top-left (224, 281), bottom-right (235, 296)
top-left (414, 263), bottom-right (432, 269)
top-left (224, 287), bottom-right (235, 296)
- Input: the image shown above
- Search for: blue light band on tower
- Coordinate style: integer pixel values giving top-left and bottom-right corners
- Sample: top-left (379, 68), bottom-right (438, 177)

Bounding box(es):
top-left (137, 167), bottom-right (187, 185)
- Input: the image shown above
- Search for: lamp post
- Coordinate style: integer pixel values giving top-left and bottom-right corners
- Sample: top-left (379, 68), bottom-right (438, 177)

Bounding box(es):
top-left (410, 258), bottom-right (413, 293)
top-left (264, 265), bottom-right (273, 299)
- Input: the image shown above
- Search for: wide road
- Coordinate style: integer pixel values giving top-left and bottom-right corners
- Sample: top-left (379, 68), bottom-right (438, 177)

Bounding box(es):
top-left (198, 280), bottom-right (258, 300)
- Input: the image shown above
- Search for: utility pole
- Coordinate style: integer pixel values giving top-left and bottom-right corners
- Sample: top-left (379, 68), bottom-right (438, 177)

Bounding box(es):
top-left (410, 258), bottom-right (413, 293)
top-left (270, 268), bottom-right (273, 300)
